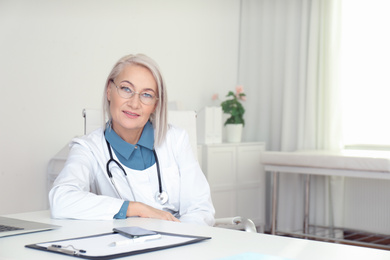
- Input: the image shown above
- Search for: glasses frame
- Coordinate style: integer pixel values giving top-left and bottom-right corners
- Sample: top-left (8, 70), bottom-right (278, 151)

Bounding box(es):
top-left (110, 79), bottom-right (158, 106)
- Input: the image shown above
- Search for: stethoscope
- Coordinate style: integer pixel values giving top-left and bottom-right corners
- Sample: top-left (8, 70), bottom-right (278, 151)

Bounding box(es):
top-left (105, 139), bottom-right (169, 205)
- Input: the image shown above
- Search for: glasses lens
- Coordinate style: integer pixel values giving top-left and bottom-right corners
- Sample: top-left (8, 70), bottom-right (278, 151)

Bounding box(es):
top-left (117, 85), bottom-right (134, 99)
top-left (139, 92), bottom-right (156, 105)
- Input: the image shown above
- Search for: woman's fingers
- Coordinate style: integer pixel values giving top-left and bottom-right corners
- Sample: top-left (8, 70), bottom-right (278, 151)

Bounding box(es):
top-left (128, 202), bottom-right (181, 222)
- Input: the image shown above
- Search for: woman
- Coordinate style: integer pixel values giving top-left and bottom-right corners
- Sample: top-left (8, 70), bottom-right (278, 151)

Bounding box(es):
top-left (49, 54), bottom-right (215, 226)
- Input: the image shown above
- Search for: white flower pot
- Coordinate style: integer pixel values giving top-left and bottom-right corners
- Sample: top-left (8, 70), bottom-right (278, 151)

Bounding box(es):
top-left (225, 124), bottom-right (243, 143)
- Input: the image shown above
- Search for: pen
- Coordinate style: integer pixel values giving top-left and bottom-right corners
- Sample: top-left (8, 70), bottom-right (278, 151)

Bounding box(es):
top-left (109, 234), bottom-right (162, 247)
top-left (47, 244), bottom-right (87, 255)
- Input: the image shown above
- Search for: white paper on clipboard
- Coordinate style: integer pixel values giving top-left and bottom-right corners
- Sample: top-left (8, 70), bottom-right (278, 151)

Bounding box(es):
top-left (28, 231), bottom-right (211, 259)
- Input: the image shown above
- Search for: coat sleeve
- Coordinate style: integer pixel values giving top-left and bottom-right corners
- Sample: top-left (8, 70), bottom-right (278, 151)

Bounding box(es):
top-left (169, 127), bottom-right (216, 226)
top-left (49, 140), bottom-right (124, 220)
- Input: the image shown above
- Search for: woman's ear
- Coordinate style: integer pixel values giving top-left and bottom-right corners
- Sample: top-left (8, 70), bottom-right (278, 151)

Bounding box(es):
top-left (152, 102), bottom-right (158, 113)
top-left (106, 83), bottom-right (111, 102)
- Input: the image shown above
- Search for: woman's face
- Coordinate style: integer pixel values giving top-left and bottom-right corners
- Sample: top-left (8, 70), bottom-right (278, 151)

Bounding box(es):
top-left (107, 64), bottom-right (158, 144)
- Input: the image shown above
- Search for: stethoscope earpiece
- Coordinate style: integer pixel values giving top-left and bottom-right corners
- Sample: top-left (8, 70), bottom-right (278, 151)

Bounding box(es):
top-left (105, 138), bottom-right (168, 205)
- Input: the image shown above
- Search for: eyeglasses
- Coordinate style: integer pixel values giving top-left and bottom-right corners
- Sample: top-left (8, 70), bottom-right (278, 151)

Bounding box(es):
top-left (110, 79), bottom-right (158, 105)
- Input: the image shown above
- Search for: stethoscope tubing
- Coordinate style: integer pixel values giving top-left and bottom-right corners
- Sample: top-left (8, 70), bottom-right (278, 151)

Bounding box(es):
top-left (105, 138), bottom-right (167, 204)
top-left (152, 149), bottom-right (163, 194)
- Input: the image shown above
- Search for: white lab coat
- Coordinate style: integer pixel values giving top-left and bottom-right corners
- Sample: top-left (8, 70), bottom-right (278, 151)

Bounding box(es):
top-left (49, 125), bottom-right (215, 226)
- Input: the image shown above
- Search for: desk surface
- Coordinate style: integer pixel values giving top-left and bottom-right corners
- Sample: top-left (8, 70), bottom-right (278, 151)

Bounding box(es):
top-left (1, 211), bottom-right (390, 260)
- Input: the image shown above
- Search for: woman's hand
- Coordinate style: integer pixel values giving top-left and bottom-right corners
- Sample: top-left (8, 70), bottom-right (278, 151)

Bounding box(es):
top-left (127, 202), bottom-right (180, 222)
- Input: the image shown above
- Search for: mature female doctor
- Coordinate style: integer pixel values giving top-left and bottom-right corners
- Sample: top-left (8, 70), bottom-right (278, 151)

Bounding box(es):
top-left (49, 54), bottom-right (215, 226)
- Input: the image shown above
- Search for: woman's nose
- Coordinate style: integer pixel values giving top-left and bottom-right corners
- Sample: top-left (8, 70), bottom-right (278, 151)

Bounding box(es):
top-left (127, 93), bottom-right (142, 108)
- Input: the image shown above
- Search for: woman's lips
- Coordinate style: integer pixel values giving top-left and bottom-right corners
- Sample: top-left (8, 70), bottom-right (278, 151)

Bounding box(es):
top-left (123, 110), bottom-right (139, 118)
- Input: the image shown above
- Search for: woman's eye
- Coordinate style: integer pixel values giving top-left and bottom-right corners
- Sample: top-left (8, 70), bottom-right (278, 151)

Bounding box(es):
top-left (120, 86), bottom-right (133, 93)
top-left (141, 92), bottom-right (154, 98)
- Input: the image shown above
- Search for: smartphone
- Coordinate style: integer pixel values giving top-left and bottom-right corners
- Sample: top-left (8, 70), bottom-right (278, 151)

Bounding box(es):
top-left (113, 226), bottom-right (159, 239)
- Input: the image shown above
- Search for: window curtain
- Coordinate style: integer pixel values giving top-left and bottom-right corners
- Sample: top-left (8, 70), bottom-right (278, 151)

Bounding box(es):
top-left (239, 0), bottom-right (343, 231)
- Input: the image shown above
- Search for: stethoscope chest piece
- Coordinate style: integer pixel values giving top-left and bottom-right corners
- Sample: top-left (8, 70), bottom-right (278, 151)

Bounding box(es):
top-left (155, 191), bottom-right (168, 205)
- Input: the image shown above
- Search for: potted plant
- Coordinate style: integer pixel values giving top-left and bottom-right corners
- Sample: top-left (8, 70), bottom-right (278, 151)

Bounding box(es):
top-left (218, 86), bottom-right (246, 142)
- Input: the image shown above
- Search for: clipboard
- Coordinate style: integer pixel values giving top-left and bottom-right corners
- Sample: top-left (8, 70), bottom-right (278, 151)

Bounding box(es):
top-left (25, 228), bottom-right (211, 260)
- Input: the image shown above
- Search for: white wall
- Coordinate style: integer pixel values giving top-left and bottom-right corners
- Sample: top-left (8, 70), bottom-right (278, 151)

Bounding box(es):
top-left (0, 0), bottom-right (241, 214)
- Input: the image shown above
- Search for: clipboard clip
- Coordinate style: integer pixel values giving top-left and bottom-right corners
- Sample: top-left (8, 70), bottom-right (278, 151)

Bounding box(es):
top-left (47, 244), bottom-right (87, 255)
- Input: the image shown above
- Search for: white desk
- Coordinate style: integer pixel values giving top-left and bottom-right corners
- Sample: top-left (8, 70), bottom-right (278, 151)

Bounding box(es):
top-left (1, 211), bottom-right (390, 260)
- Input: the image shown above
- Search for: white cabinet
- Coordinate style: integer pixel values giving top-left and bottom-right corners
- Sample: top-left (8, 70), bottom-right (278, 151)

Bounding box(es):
top-left (200, 142), bottom-right (266, 226)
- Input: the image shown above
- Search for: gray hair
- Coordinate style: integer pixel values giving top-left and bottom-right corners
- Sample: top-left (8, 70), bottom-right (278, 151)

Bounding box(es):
top-left (103, 54), bottom-right (168, 146)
